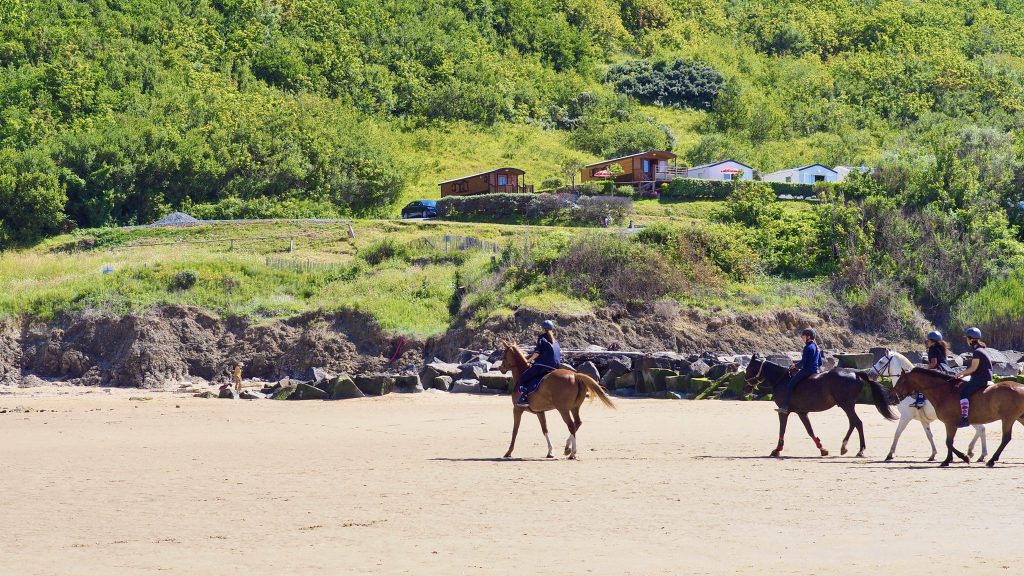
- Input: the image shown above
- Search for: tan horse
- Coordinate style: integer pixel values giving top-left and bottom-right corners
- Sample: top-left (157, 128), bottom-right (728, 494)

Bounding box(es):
top-left (895, 368), bottom-right (1024, 467)
top-left (497, 342), bottom-right (614, 459)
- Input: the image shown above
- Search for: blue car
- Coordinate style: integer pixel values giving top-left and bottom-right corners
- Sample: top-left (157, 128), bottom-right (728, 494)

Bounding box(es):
top-left (401, 200), bottom-right (437, 219)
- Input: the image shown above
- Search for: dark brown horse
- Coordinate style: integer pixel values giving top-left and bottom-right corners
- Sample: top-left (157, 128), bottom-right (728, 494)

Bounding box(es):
top-left (497, 343), bottom-right (614, 459)
top-left (895, 368), bottom-right (1024, 467)
top-left (744, 356), bottom-right (896, 457)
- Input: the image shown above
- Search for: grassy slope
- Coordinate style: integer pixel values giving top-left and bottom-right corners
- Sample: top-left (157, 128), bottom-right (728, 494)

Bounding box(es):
top-left (0, 200), bottom-right (826, 337)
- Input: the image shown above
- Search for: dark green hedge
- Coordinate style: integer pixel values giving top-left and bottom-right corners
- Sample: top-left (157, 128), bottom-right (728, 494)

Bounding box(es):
top-left (660, 179), bottom-right (819, 200)
top-left (436, 193), bottom-right (632, 225)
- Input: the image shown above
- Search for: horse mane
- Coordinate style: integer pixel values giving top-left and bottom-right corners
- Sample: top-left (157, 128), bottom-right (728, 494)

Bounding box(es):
top-left (909, 366), bottom-right (960, 383)
top-left (888, 351), bottom-right (915, 371)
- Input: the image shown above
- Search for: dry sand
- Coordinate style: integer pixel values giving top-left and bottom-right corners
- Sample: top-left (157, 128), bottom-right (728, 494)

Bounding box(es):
top-left (0, 388), bottom-right (1021, 575)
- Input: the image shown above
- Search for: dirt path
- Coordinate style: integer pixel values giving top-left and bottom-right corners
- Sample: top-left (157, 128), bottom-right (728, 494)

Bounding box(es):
top-left (0, 392), bottom-right (1020, 575)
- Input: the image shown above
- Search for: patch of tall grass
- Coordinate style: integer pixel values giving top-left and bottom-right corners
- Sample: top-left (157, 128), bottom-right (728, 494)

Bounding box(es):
top-left (952, 271), bottom-right (1024, 349)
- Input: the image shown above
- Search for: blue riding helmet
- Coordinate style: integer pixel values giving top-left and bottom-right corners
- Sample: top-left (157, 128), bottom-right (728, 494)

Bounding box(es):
top-left (541, 320), bottom-right (555, 330)
top-left (927, 330), bottom-right (943, 342)
top-left (965, 327), bottom-right (982, 339)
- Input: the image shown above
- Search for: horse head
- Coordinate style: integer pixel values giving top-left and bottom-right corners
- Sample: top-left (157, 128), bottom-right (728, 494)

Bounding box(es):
top-left (893, 370), bottom-right (915, 397)
top-left (496, 340), bottom-right (523, 374)
top-left (743, 356), bottom-right (766, 394)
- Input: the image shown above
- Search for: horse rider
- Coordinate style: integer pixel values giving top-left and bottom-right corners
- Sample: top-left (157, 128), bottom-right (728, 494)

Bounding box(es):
top-left (955, 327), bottom-right (994, 428)
top-left (776, 328), bottom-right (822, 415)
top-left (514, 320), bottom-right (562, 408)
top-left (914, 330), bottom-right (953, 408)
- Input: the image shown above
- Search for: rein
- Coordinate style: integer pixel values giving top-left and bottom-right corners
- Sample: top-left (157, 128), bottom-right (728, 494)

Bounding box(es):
top-left (744, 360), bottom-right (769, 391)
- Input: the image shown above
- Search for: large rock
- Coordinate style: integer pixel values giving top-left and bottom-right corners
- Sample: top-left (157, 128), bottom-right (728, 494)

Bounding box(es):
top-left (451, 379), bottom-right (481, 394)
top-left (394, 374), bottom-right (424, 393)
top-left (613, 373), bottom-right (635, 391)
top-left (559, 363), bottom-right (575, 372)
top-left (577, 361), bottom-right (600, 383)
top-left (994, 362), bottom-right (1019, 377)
top-left (707, 363), bottom-right (738, 380)
top-left (869, 347), bottom-right (890, 363)
top-left (328, 375), bottom-right (365, 399)
top-left (240, 389), bottom-right (266, 400)
top-left (688, 360), bottom-right (710, 378)
top-left (1003, 351), bottom-right (1024, 365)
top-left (218, 386), bottom-right (239, 400)
top-left (479, 372), bottom-right (514, 393)
top-left (422, 360), bottom-right (461, 383)
top-left (271, 385), bottom-right (296, 400)
top-left (291, 382), bottom-right (328, 400)
top-left (652, 390), bottom-right (682, 400)
top-left (836, 353), bottom-right (874, 369)
top-left (312, 367), bottom-right (336, 384)
top-left (459, 361), bottom-right (489, 381)
top-left (645, 368), bottom-right (678, 392)
top-left (600, 357), bottom-right (631, 388)
top-left (355, 375), bottom-right (394, 396)
top-left (432, 375), bottom-right (453, 391)
top-left (902, 351), bottom-right (926, 364)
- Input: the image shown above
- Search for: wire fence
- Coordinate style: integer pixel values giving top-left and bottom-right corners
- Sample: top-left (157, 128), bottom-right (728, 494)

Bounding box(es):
top-left (414, 235), bottom-right (501, 254)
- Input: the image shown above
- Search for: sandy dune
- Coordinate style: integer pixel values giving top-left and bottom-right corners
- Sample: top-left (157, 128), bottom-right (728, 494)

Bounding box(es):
top-left (0, 390), bottom-right (1021, 575)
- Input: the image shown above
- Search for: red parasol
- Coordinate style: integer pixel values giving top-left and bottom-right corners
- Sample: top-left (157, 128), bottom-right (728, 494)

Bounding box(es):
top-left (593, 169), bottom-right (613, 178)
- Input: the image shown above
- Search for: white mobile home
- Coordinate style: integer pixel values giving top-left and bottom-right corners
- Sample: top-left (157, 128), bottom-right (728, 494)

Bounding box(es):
top-left (686, 159), bottom-right (754, 181)
top-left (834, 165), bottom-right (870, 182)
top-left (762, 164), bottom-right (838, 184)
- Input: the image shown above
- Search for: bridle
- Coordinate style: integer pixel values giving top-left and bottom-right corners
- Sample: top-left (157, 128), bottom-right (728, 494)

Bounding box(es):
top-left (744, 359), bottom-right (768, 392)
top-left (871, 353), bottom-right (896, 380)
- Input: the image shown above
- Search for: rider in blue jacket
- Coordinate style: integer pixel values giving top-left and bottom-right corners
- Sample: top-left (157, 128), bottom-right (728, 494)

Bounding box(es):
top-left (515, 320), bottom-right (562, 408)
top-left (777, 328), bottom-right (821, 415)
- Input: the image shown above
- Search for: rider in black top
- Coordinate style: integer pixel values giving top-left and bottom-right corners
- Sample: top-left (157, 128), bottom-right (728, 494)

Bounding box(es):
top-left (956, 327), bottom-right (993, 428)
top-left (912, 330), bottom-right (951, 408)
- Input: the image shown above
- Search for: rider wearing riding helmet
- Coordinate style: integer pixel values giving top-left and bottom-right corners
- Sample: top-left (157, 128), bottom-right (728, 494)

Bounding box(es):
top-left (956, 327), bottom-right (994, 428)
top-left (912, 330), bottom-right (953, 408)
top-left (514, 320), bottom-right (562, 408)
top-left (776, 328), bottom-right (822, 415)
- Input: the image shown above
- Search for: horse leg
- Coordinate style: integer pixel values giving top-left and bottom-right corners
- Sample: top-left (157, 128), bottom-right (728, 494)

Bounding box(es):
top-left (557, 408), bottom-right (578, 459)
top-left (504, 407), bottom-right (525, 458)
top-left (571, 407), bottom-right (582, 455)
top-left (971, 425), bottom-right (987, 462)
top-left (797, 413), bottom-right (828, 456)
top-left (771, 412), bottom-right (790, 457)
top-left (537, 412), bottom-right (553, 458)
top-left (886, 411), bottom-right (912, 461)
top-left (986, 419), bottom-right (1014, 468)
top-left (922, 421), bottom-right (938, 462)
top-left (839, 405), bottom-right (866, 457)
top-left (940, 422), bottom-right (969, 467)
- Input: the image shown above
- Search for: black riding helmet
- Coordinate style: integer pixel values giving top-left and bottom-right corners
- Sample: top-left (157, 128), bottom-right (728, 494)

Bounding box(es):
top-left (801, 328), bottom-right (816, 340)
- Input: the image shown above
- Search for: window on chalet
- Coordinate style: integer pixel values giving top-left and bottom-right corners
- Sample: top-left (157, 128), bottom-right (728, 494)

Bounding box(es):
top-left (497, 175), bottom-right (508, 186)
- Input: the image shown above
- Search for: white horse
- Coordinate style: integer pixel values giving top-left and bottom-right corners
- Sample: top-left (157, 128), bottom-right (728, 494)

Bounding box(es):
top-left (869, 351), bottom-right (988, 462)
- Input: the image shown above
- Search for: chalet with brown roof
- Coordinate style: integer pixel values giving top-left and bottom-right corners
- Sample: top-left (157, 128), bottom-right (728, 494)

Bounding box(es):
top-left (580, 150), bottom-right (683, 192)
top-left (439, 168), bottom-right (534, 197)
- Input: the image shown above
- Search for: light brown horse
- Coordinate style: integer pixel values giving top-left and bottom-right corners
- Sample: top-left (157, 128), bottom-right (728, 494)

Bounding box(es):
top-left (497, 342), bottom-right (614, 459)
top-left (895, 368), bottom-right (1024, 467)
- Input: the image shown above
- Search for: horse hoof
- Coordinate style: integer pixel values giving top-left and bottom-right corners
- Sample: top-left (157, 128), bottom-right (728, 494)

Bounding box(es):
top-left (820, 449), bottom-right (829, 457)
top-left (856, 451), bottom-right (865, 458)
top-left (885, 454), bottom-right (894, 462)
top-left (840, 447), bottom-right (848, 455)
top-left (568, 455), bottom-right (577, 461)
top-left (939, 461), bottom-right (951, 467)
top-left (564, 448), bottom-right (571, 456)
top-left (976, 457), bottom-right (985, 463)
top-left (927, 456), bottom-right (936, 462)
top-left (546, 454), bottom-right (554, 459)
top-left (503, 453), bottom-right (512, 459)
top-left (986, 460), bottom-right (995, 468)
top-left (770, 450), bottom-right (781, 458)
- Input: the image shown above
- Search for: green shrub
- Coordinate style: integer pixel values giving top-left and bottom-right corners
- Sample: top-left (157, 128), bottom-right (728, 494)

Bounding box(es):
top-left (662, 178), bottom-right (816, 201)
top-left (360, 238), bottom-right (411, 265)
top-left (951, 271), bottom-right (1024, 350)
top-left (169, 270), bottom-right (198, 291)
top-left (436, 193), bottom-right (632, 226)
top-left (608, 59), bottom-right (725, 110)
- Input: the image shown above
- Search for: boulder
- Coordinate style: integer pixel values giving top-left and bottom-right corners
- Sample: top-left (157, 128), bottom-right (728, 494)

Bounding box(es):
top-left (479, 372), bottom-right (514, 393)
top-left (836, 353), bottom-right (874, 370)
top-left (559, 363), bottom-right (575, 372)
top-left (451, 379), bottom-right (481, 394)
top-left (988, 349), bottom-right (1010, 364)
top-left (328, 375), bottom-right (365, 399)
top-left (613, 373), bottom-right (635, 391)
top-left (688, 360), bottom-right (710, 378)
top-left (459, 361), bottom-right (489, 381)
top-left (902, 351), bottom-right (926, 364)
top-left (355, 375), bottom-right (394, 396)
top-left (652, 390), bottom-right (683, 400)
top-left (432, 375), bottom-right (453, 391)
top-left (600, 357), bottom-right (631, 388)
top-left (240, 389), bottom-right (266, 400)
top-left (271, 385), bottom-right (296, 400)
top-left (577, 361), bottom-right (600, 383)
top-left (994, 362), bottom-right (1019, 377)
top-left (707, 363), bottom-right (738, 380)
top-left (767, 354), bottom-right (794, 367)
top-left (1003, 351), bottom-right (1024, 365)
top-left (194, 390), bottom-right (216, 399)
top-left (820, 356), bottom-right (838, 371)
top-left (312, 367), bottom-right (336, 384)
top-left (869, 347), bottom-right (890, 363)
top-left (394, 374), bottom-right (424, 393)
top-left (665, 375), bottom-right (690, 393)
top-left (646, 368), bottom-right (678, 392)
top-left (422, 360), bottom-right (461, 383)
top-left (218, 386), bottom-right (239, 400)
top-left (291, 382), bottom-right (328, 400)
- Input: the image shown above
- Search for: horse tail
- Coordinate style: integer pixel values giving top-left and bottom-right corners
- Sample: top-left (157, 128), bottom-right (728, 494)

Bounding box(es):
top-left (576, 373), bottom-right (616, 409)
top-left (857, 372), bottom-right (897, 420)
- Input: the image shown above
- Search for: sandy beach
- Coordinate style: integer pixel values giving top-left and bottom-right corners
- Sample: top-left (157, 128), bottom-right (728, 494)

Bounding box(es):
top-left (1, 389), bottom-right (1021, 575)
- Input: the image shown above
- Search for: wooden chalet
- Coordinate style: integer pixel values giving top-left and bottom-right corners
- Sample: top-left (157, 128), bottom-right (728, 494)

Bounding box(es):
top-left (439, 168), bottom-right (534, 197)
top-left (580, 150), bottom-right (682, 192)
